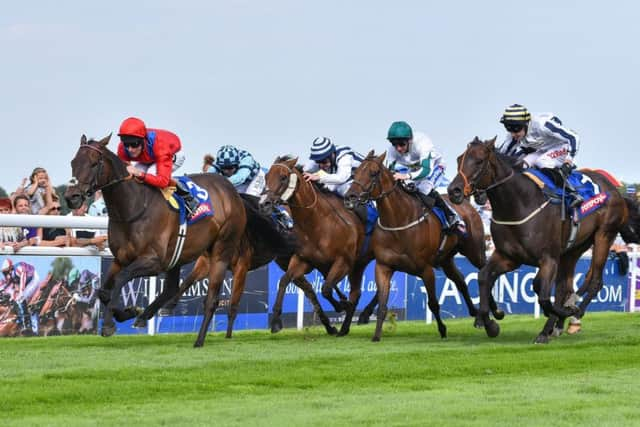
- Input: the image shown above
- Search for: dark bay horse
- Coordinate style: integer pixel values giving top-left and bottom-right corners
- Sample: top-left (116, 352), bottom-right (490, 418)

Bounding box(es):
top-left (344, 151), bottom-right (497, 342)
top-left (259, 156), bottom-right (375, 337)
top-left (65, 134), bottom-right (248, 347)
top-left (447, 137), bottom-right (640, 343)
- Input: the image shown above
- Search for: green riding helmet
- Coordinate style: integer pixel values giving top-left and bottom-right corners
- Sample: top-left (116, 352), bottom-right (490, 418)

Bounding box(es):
top-left (68, 268), bottom-right (80, 284)
top-left (387, 121), bottom-right (413, 140)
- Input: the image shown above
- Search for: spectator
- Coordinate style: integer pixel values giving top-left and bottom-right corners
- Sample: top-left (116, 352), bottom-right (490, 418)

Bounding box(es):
top-left (25, 167), bottom-right (56, 215)
top-left (40, 196), bottom-right (69, 247)
top-left (0, 197), bottom-right (24, 248)
top-left (66, 201), bottom-right (108, 250)
top-left (12, 195), bottom-right (41, 250)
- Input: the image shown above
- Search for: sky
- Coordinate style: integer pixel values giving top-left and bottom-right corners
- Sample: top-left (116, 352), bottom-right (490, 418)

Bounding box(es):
top-left (2, 1), bottom-right (639, 193)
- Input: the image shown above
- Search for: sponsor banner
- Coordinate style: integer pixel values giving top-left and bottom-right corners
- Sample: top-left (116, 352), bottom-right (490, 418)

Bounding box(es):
top-left (635, 256), bottom-right (640, 312)
top-left (267, 261), bottom-right (405, 328)
top-left (100, 259), bottom-right (269, 334)
top-left (1, 254), bottom-right (101, 337)
top-left (406, 257), bottom-right (629, 321)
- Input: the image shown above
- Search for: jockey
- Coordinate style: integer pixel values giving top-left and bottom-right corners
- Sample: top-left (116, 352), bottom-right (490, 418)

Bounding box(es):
top-left (206, 145), bottom-right (293, 230)
top-left (385, 121), bottom-right (462, 233)
top-left (72, 269), bottom-right (99, 306)
top-left (1, 258), bottom-right (38, 335)
top-left (116, 117), bottom-right (199, 215)
top-left (498, 104), bottom-right (583, 207)
top-left (302, 137), bottom-right (364, 196)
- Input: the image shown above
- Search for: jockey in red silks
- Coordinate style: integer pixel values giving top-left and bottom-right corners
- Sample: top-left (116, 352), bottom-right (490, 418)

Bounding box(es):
top-left (116, 117), bottom-right (198, 214)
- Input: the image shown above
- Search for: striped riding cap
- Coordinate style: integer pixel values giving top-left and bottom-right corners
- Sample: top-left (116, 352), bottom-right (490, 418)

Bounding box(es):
top-left (500, 104), bottom-right (531, 124)
top-left (309, 137), bottom-right (335, 161)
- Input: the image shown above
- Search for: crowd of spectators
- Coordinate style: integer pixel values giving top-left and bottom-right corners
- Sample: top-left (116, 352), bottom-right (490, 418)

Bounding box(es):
top-left (0, 167), bottom-right (107, 253)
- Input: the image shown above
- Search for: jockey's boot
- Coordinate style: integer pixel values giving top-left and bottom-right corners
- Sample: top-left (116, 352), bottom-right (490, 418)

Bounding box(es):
top-left (557, 165), bottom-right (584, 208)
top-left (18, 300), bottom-right (35, 336)
top-left (272, 206), bottom-right (294, 231)
top-left (429, 190), bottom-right (459, 233)
top-left (175, 180), bottom-right (199, 216)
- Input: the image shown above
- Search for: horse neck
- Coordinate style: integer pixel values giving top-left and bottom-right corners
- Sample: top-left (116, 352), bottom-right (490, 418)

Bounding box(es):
top-left (289, 179), bottom-right (326, 222)
top-left (100, 151), bottom-right (151, 222)
top-left (375, 176), bottom-right (423, 227)
top-left (486, 159), bottom-right (545, 218)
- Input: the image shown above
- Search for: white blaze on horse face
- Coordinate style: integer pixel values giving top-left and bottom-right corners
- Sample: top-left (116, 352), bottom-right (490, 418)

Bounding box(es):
top-left (259, 193), bottom-right (268, 205)
top-left (280, 173), bottom-right (297, 202)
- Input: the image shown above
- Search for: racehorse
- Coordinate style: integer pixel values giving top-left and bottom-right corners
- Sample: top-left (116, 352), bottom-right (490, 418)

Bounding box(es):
top-left (154, 193), bottom-right (338, 337)
top-left (259, 156), bottom-right (375, 337)
top-left (0, 292), bottom-right (20, 337)
top-left (344, 150), bottom-right (499, 342)
top-left (65, 134), bottom-right (248, 347)
top-left (447, 137), bottom-right (640, 343)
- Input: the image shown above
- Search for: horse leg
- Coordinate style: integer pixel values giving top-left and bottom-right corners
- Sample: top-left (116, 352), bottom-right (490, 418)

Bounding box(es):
top-left (320, 260), bottom-right (350, 313)
top-left (226, 254), bottom-right (250, 339)
top-left (476, 251), bottom-right (518, 337)
top-left (357, 291), bottom-right (378, 325)
top-left (372, 263), bottom-right (393, 342)
top-left (159, 256), bottom-right (210, 315)
top-left (271, 257), bottom-right (307, 333)
top-left (194, 258), bottom-right (229, 348)
top-left (440, 256), bottom-right (477, 317)
top-left (422, 266), bottom-right (447, 338)
top-left (293, 277), bottom-right (337, 335)
top-left (133, 266), bottom-right (182, 328)
top-left (98, 262), bottom-right (120, 305)
top-left (101, 257), bottom-right (161, 337)
top-left (337, 262), bottom-right (367, 337)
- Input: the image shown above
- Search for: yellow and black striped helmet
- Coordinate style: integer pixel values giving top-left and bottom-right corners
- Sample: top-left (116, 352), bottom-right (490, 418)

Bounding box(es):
top-left (500, 104), bottom-right (531, 125)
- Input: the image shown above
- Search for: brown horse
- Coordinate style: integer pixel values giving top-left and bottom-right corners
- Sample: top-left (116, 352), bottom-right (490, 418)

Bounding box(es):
top-left (65, 134), bottom-right (248, 347)
top-left (259, 156), bottom-right (375, 336)
top-left (344, 150), bottom-right (498, 342)
top-left (154, 193), bottom-right (338, 337)
top-left (0, 293), bottom-right (20, 337)
top-left (447, 137), bottom-right (640, 343)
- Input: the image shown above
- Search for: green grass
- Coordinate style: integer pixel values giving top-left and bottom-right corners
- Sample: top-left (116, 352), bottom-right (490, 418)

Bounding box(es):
top-left (1, 312), bottom-right (640, 426)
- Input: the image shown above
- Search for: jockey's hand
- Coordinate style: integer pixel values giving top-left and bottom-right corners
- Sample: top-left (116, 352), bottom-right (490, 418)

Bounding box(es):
top-left (303, 172), bottom-right (320, 182)
top-left (126, 165), bottom-right (144, 179)
top-left (393, 172), bottom-right (411, 181)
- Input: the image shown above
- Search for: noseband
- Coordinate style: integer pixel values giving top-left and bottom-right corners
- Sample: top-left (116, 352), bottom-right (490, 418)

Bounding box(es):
top-left (269, 163), bottom-right (317, 209)
top-left (70, 144), bottom-right (133, 198)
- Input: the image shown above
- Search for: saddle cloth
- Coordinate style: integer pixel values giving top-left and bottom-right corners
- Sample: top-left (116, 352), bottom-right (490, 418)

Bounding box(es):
top-left (162, 176), bottom-right (214, 225)
top-left (523, 169), bottom-right (609, 219)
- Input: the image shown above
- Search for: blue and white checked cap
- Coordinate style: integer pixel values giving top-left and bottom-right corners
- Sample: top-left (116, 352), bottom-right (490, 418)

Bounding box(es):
top-left (309, 137), bottom-right (335, 161)
top-left (215, 145), bottom-right (241, 168)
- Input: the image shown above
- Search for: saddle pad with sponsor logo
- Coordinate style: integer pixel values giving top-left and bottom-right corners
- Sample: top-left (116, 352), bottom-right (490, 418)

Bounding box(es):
top-left (523, 169), bottom-right (608, 219)
top-left (162, 177), bottom-right (214, 225)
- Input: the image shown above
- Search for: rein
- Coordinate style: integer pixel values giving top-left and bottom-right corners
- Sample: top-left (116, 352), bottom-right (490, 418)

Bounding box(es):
top-left (75, 144), bottom-right (135, 195)
top-left (457, 145), bottom-right (514, 196)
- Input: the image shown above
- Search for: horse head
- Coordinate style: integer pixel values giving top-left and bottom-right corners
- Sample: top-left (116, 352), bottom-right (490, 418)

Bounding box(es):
top-left (448, 136), bottom-right (498, 205)
top-left (65, 134), bottom-right (115, 209)
top-left (260, 156), bottom-right (302, 214)
top-left (344, 150), bottom-right (393, 209)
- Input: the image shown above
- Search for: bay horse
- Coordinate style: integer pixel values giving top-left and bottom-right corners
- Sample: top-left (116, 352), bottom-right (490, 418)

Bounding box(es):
top-left (154, 193), bottom-right (338, 337)
top-left (0, 292), bottom-right (20, 337)
top-left (447, 137), bottom-right (640, 343)
top-left (259, 156), bottom-right (375, 337)
top-left (344, 150), bottom-right (499, 342)
top-left (65, 134), bottom-right (248, 347)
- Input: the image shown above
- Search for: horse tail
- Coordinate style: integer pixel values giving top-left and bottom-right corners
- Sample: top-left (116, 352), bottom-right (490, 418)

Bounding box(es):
top-left (619, 196), bottom-right (640, 244)
top-left (240, 194), bottom-right (298, 257)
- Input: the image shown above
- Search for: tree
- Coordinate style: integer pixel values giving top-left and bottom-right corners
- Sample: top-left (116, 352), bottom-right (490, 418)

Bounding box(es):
top-left (50, 257), bottom-right (73, 282)
top-left (0, 186), bottom-right (7, 198)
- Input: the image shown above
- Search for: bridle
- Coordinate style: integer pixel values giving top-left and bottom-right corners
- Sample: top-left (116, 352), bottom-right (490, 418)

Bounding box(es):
top-left (268, 163), bottom-right (317, 209)
top-left (349, 158), bottom-right (398, 203)
top-left (69, 144), bottom-right (134, 198)
top-left (457, 143), bottom-right (514, 197)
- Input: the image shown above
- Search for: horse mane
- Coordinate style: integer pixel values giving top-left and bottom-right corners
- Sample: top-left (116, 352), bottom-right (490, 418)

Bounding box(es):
top-left (86, 138), bottom-right (130, 176)
top-left (467, 138), bottom-right (525, 173)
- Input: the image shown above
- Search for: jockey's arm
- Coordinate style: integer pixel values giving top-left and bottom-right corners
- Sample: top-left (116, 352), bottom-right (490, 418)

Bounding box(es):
top-left (228, 161), bottom-right (254, 186)
top-left (408, 154), bottom-right (433, 180)
top-left (541, 117), bottom-right (579, 157)
top-left (140, 152), bottom-right (173, 188)
top-left (317, 156), bottom-right (352, 185)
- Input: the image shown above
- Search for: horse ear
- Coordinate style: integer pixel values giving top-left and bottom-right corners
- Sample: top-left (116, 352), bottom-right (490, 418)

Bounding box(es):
top-left (473, 136), bottom-right (481, 143)
top-left (377, 151), bottom-right (387, 163)
top-left (284, 157), bottom-right (298, 168)
top-left (80, 134), bottom-right (88, 145)
top-left (367, 149), bottom-right (375, 158)
top-left (486, 136), bottom-right (497, 150)
top-left (97, 133), bottom-right (112, 147)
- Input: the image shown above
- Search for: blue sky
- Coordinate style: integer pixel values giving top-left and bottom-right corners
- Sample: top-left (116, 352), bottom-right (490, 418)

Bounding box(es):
top-left (1, 1), bottom-right (639, 192)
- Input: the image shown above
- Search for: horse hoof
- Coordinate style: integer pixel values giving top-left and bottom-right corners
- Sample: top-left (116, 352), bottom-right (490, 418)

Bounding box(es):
top-left (438, 326), bottom-right (447, 339)
top-left (158, 307), bottom-right (173, 316)
top-left (485, 320), bottom-right (500, 338)
top-left (133, 317), bottom-right (147, 328)
top-left (101, 324), bottom-right (116, 337)
top-left (371, 336), bottom-right (381, 342)
top-left (193, 341), bottom-right (204, 348)
top-left (567, 323), bottom-right (582, 335)
top-left (493, 309), bottom-right (505, 320)
top-left (327, 326), bottom-right (339, 336)
top-left (270, 319), bottom-right (283, 334)
top-left (474, 317), bottom-right (485, 329)
top-left (534, 334), bottom-right (550, 344)
top-left (357, 314), bottom-right (370, 325)
top-left (336, 328), bottom-right (350, 337)
top-left (551, 327), bottom-right (563, 337)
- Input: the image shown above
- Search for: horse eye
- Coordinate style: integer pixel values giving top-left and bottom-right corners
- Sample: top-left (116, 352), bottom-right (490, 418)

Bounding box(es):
top-left (280, 175), bottom-right (288, 183)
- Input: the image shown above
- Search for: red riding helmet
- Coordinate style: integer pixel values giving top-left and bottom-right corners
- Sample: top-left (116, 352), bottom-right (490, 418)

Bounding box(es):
top-left (118, 117), bottom-right (147, 139)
